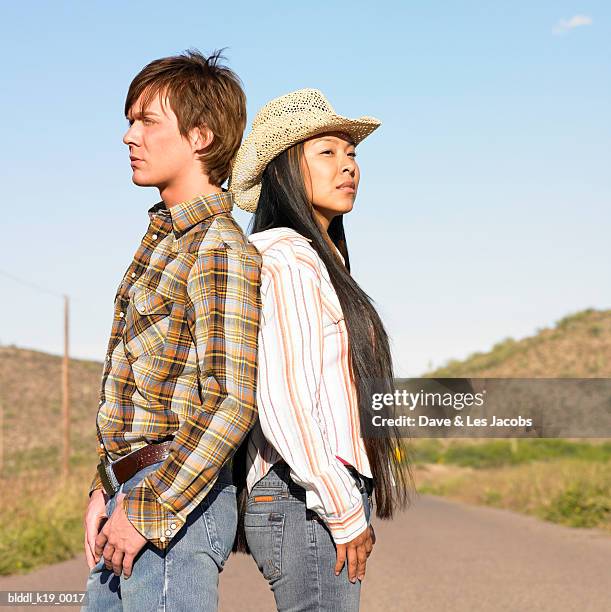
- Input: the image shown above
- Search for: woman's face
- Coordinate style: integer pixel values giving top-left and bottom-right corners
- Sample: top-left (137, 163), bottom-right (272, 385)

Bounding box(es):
top-left (300, 131), bottom-right (360, 228)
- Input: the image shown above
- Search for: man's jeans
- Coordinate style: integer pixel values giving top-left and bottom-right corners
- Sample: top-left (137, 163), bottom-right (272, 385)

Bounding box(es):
top-left (244, 462), bottom-right (372, 612)
top-left (82, 460), bottom-right (236, 612)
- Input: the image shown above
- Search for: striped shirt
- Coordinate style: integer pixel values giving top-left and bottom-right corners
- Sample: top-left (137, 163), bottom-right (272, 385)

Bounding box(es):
top-left (89, 191), bottom-right (261, 550)
top-left (245, 227), bottom-right (371, 544)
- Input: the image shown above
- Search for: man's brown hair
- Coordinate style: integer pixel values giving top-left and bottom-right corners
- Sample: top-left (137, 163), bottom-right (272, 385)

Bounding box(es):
top-left (125, 48), bottom-right (246, 187)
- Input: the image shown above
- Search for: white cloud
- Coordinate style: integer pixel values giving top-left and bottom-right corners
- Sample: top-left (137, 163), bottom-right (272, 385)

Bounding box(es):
top-left (552, 14), bottom-right (593, 35)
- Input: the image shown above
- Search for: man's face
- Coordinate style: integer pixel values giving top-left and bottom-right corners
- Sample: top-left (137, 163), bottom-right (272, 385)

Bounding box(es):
top-left (123, 91), bottom-right (195, 190)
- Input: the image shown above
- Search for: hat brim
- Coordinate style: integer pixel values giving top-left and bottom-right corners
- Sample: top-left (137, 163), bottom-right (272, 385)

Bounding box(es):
top-left (230, 113), bottom-right (381, 213)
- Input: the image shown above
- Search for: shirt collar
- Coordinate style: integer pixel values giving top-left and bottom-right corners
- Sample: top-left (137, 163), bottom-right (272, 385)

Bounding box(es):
top-left (148, 191), bottom-right (233, 237)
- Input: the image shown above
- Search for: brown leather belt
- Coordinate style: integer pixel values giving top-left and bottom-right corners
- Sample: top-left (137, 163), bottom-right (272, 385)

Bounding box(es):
top-left (97, 439), bottom-right (173, 497)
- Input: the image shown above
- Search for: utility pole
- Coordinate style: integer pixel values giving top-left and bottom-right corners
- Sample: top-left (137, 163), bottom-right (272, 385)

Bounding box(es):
top-left (62, 295), bottom-right (70, 482)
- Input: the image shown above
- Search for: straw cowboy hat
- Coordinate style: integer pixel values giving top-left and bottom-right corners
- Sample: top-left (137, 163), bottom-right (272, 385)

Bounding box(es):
top-left (229, 88), bottom-right (381, 212)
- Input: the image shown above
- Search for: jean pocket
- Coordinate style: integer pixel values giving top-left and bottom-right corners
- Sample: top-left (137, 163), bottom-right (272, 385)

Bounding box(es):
top-left (201, 486), bottom-right (238, 568)
top-left (120, 461), bottom-right (164, 496)
top-left (244, 511), bottom-right (285, 582)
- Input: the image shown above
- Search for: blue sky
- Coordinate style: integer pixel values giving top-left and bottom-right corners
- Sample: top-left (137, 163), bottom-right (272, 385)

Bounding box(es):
top-left (1, 1), bottom-right (609, 375)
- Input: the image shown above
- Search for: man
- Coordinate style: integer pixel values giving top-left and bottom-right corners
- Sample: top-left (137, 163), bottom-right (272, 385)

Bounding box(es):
top-left (82, 50), bottom-right (261, 611)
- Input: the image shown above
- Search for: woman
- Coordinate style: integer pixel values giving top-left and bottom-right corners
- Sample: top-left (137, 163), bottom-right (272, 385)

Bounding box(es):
top-left (229, 89), bottom-right (412, 611)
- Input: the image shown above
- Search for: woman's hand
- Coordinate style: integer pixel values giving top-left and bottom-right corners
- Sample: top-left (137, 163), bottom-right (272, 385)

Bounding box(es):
top-left (334, 525), bottom-right (375, 582)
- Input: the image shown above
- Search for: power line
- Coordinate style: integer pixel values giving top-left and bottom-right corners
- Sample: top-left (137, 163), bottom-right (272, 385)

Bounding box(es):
top-left (0, 267), bottom-right (73, 477)
top-left (0, 268), bottom-right (66, 299)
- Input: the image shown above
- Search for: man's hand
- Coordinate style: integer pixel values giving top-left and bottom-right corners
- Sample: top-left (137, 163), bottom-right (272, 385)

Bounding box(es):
top-left (334, 524), bottom-right (376, 583)
top-left (84, 489), bottom-right (109, 569)
top-left (93, 493), bottom-right (148, 578)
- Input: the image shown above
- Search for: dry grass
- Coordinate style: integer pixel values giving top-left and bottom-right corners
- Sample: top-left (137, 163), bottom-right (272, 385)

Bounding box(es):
top-left (0, 466), bottom-right (91, 575)
top-left (0, 345), bottom-right (100, 574)
top-left (415, 459), bottom-right (611, 532)
top-left (0, 345), bottom-right (101, 471)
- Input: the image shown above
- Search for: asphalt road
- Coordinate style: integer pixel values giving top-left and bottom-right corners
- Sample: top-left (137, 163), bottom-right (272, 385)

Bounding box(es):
top-left (1, 494), bottom-right (610, 611)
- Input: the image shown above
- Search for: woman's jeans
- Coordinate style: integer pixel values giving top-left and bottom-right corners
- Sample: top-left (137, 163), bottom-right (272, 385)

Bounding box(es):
top-left (82, 460), bottom-right (236, 612)
top-left (245, 462), bottom-right (372, 612)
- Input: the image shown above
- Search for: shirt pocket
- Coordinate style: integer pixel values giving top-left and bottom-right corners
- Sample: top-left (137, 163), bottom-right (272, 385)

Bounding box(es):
top-left (123, 287), bottom-right (173, 358)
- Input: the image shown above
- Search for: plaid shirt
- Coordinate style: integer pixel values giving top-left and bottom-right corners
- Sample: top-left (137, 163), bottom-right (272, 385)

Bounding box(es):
top-left (89, 191), bottom-right (261, 550)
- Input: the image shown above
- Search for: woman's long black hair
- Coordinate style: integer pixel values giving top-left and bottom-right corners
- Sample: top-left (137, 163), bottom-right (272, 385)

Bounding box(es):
top-left (232, 140), bottom-right (413, 553)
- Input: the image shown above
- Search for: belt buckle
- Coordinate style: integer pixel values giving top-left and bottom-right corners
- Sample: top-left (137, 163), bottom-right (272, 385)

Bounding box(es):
top-left (97, 458), bottom-right (120, 497)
